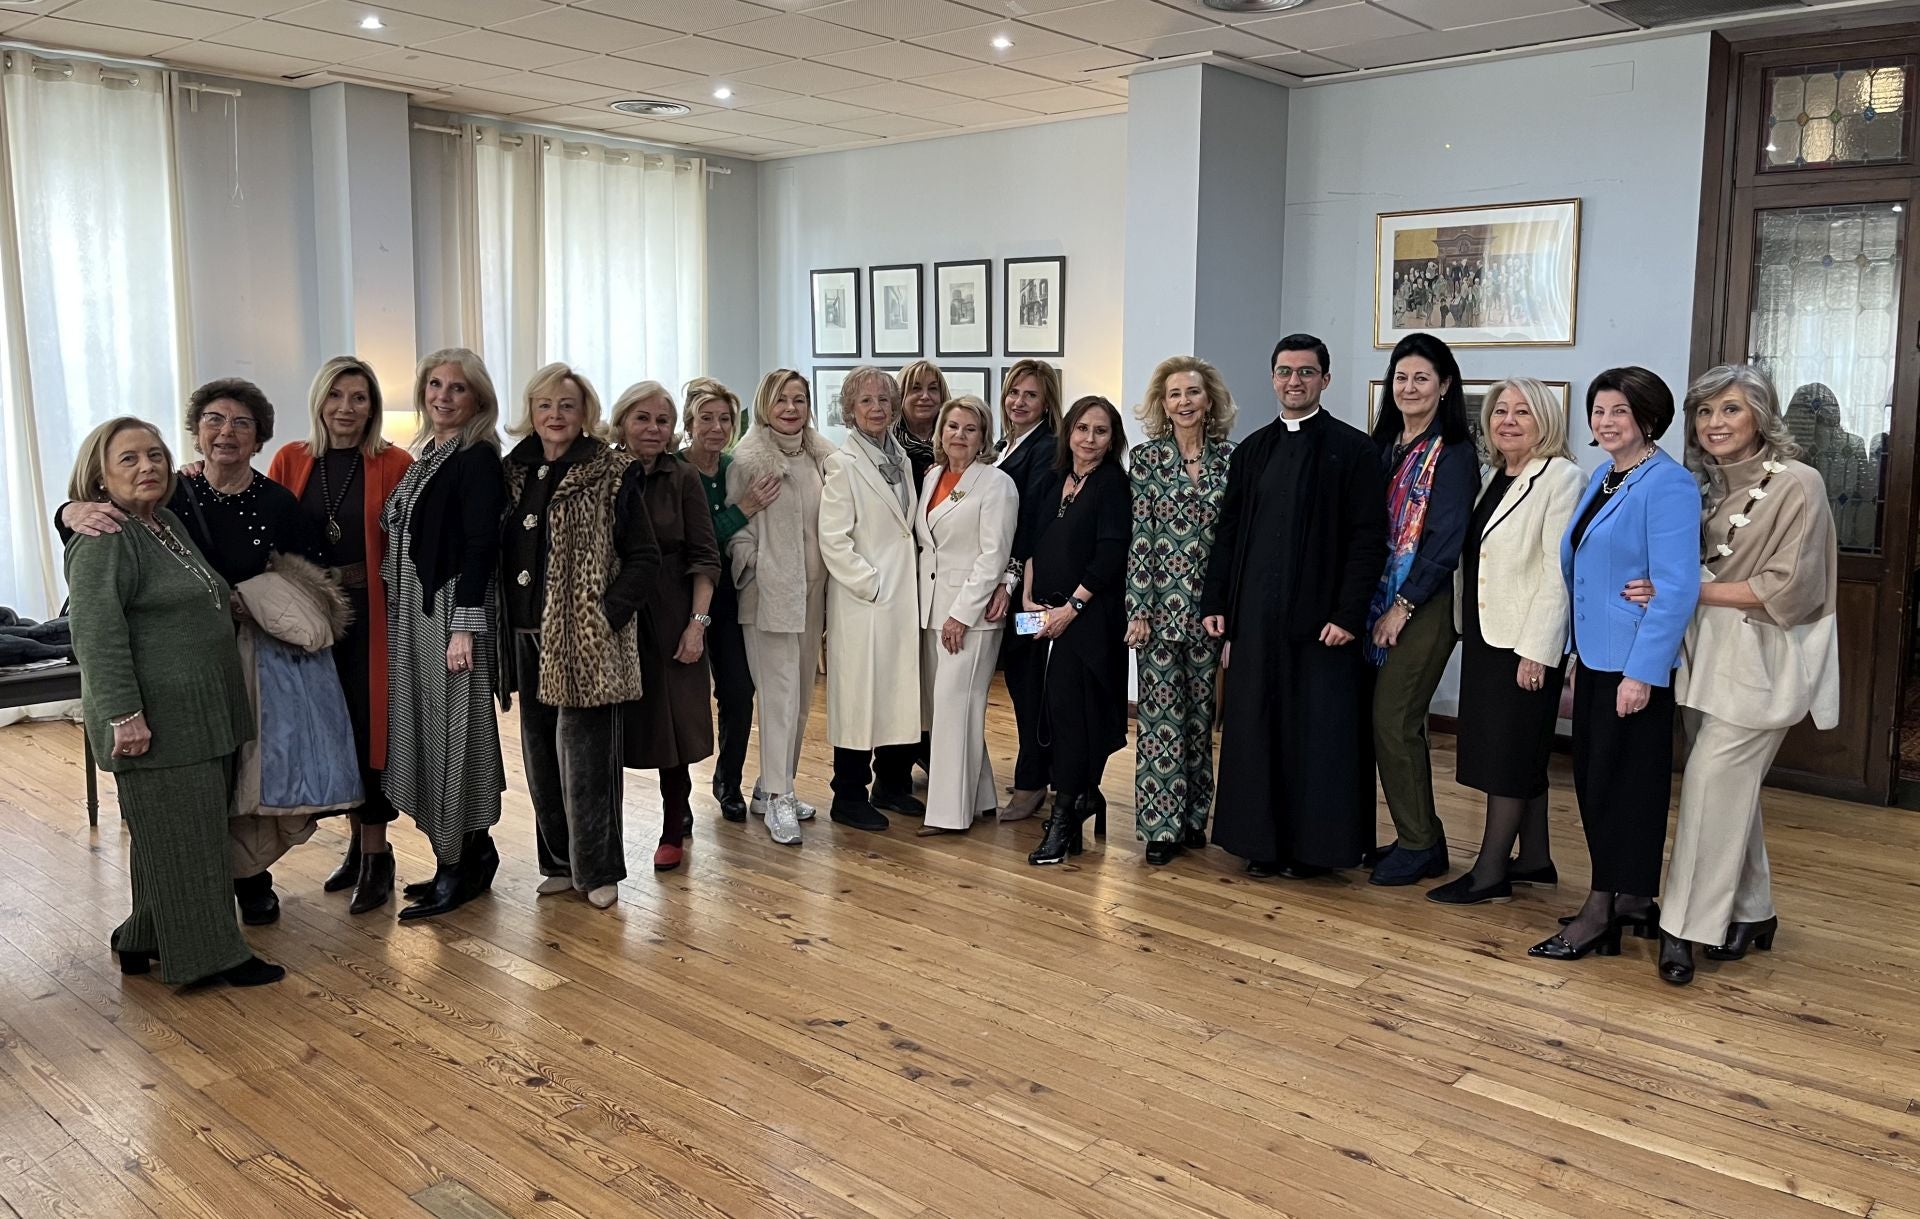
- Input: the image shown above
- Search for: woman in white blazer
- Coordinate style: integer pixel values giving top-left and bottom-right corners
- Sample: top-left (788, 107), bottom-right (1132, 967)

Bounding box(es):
top-left (1429, 377), bottom-right (1585, 905)
top-left (819, 367), bottom-right (925, 832)
top-left (914, 397), bottom-right (1018, 834)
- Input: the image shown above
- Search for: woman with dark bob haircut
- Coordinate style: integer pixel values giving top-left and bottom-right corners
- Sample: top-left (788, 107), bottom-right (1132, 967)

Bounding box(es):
top-left (1530, 366), bottom-right (1700, 962)
top-left (1020, 395), bottom-right (1132, 865)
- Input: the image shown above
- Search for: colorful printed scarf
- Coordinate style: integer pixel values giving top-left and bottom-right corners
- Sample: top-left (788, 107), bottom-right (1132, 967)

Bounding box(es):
top-left (1364, 434), bottom-right (1444, 666)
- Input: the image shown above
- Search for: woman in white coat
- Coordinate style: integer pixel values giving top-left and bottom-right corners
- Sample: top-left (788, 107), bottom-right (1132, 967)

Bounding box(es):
top-left (915, 397), bottom-right (1018, 835)
top-left (727, 369), bottom-right (834, 846)
top-left (820, 366), bottom-right (925, 831)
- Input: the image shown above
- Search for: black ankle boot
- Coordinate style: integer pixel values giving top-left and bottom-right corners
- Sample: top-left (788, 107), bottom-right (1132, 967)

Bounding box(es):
top-left (1028, 794), bottom-right (1088, 866)
top-left (714, 778), bottom-right (748, 822)
top-left (348, 849), bottom-right (394, 915)
top-left (397, 861), bottom-right (466, 921)
top-left (233, 872), bottom-right (280, 926)
top-left (324, 838), bottom-right (361, 892)
top-left (459, 831), bottom-right (500, 901)
top-left (1704, 915), bottom-right (1778, 961)
top-left (1658, 931), bottom-right (1695, 985)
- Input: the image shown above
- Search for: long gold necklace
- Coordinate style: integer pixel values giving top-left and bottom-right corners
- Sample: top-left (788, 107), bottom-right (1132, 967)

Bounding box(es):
top-left (140, 518), bottom-right (222, 609)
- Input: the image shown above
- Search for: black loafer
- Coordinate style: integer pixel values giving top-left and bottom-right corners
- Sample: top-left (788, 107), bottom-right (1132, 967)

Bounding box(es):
top-left (829, 798), bottom-right (890, 831)
top-left (714, 780), bottom-right (748, 822)
top-left (1427, 873), bottom-right (1513, 905)
top-left (1145, 842), bottom-right (1182, 866)
top-left (870, 785), bottom-right (925, 817)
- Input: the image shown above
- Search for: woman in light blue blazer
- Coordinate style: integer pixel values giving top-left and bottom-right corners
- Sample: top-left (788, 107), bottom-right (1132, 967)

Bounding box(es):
top-left (1529, 367), bottom-right (1700, 962)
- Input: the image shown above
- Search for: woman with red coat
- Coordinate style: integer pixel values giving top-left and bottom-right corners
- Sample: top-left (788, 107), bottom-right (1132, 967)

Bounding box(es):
top-left (266, 356), bottom-right (414, 914)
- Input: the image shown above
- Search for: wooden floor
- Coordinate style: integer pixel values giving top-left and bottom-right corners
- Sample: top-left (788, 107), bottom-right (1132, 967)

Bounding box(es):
top-left (2, 682), bottom-right (1918, 1219)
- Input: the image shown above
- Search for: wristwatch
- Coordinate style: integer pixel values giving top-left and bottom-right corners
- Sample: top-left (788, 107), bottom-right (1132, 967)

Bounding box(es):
top-left (691, 612), bottom-right (712, 626)
top-left (1067, 595), bottom-right (1088, 613)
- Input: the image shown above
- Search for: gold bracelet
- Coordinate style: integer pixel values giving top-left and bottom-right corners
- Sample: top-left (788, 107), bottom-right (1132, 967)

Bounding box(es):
top-left (109, 711), bottom-right (142, 728)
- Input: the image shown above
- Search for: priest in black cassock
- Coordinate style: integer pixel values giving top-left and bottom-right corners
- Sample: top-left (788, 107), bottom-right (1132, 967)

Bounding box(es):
top-left (1199, 334), bottom-right (1389, 877)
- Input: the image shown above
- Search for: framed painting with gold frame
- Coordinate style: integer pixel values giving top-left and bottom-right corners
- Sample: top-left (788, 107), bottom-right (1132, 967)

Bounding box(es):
top-left (1367, 379), bottom-right (1573, 453)
top-left (1374, 199), bottom-right (1581, 348)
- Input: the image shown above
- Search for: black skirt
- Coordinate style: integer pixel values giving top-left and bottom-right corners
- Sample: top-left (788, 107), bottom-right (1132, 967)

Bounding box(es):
top-left (1454, 621), bottom-right (1564, 799)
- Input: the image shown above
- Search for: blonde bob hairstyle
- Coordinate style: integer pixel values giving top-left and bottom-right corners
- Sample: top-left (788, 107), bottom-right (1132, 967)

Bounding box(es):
top-left (837, 365), bottom-right (900, 429)
top-left (932, 396), bottom-right (997, 470)
top-left (998, 358), bottom-right (1063, 440)
top-left (751, 368), bottom-right (813, 430)
top-left (510, 362), bottom-right (607, 443)
top-left (896, 361), bottom-right (951, 410)
top-left (411, 347), bottom-right (501, 451)
top-left (305, 355), bottom-right (390, 459)
top-left (1477, 377), bottom-right (1577, 466)
top-left (680, 376), bottom-right (742, 442)
top-left (1137, 355), bottom-right (1237, 441)
top-left (1682, 363), bottom-right (1802, 478)
top-left (608, 380), bottom-right (674, 451)
top-left (68, 416), bottom-right (176, 508)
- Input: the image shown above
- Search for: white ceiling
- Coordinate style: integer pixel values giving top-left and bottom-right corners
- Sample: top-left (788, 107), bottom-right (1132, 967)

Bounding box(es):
top-left (0, 0), bottom-right (1882, 158)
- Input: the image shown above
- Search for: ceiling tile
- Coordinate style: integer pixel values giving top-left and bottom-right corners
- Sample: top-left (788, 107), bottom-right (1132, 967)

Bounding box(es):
top-left (999, 44), bottom-right (1143, 80)
top-left (673, 107), bottom-right (795, 134)
top-left (809, 0), bottom-right (997, 40)
top-left (952, 0), bottom-right (1093, 13)
top-left (909, 20), bottom-right (1087, 63)
top-left (470, 72), bottom-right (594, 104)
top-left (349, 46), bottom-right (504, 83)
top-left (709, 13), bottom-right (890, 56)
top-left (538, 54), bottom-right (696, 91)
top-left (519, 102), bottom-right (624, 127)
top-left (207, 18), bottom-right (386, 60)
top-left (172, 0), bottom-right (305, 15)
top-left (1243, 48), bottom-right (1354, 76)
top-left (489, 7), bottom-right (679, 53)
top-left (826, 111), bottom-right (957, 137)
top-left (417, 29), bottom-right (579, 70)
top-left (1023, 0), bottom-right (1213, 43)
top-left (735, 57), bottom-right (880, 95)
top-left (12, 16), bottom-right (197, 57)
top-left (646, 75), bottom-right (795, 108)
top-left (162, 42), bottom-right (328, 78)
top-left (812, 40), bottom-right (975, 79)
top-left (370, 0), bottom-right (552, 23)
top-left (697, 133), bottom-right (805, 156)
top-left (603, 118), bottom-right (725, 143)
top-left (756, 121), bottom-right (866, 146)
top-left (574, 0), bottom-right (771, 33)
top-left (615, 34), bottom-right (787, 75)
top-left (996, 84), bottom-right (1115, 114)
top-left (272, 1), bottom-right (466, 47)
top-left (739, 93), bottom-right (877, 123)
top-left (424, 86), bottom-right (550, 114)
top-left (821, 78), bottom-right (960, 112)
top-left (56, 0), bottom-right (249, 39)
top-left (1471, 5), bottom-right (1636, 42)
top-left (919, 63), bottom-right (1054, 98)
top-left (1084, 75), bottom-right (1125, 95)
top-left (1111, 25), bottom-right (1288, 58)
top-left (1374, 0), bottom-right (1584, 29)
top-left (917, 96), bottom-right (1037, 125)
top-left (1237, 2), bottom-right (1427, 51)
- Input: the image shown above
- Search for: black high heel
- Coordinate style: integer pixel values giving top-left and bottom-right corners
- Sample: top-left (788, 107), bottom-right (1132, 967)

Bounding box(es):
top-left (1703, 916), bottom-right (1777, 961)
top-left (1530, 898), bottom-right (1624, 960)
top-left (1085, 791), bottom-right (1107, 839)
top-left (1559, 899), bottom-right (1661, 939)
top-left (1028, 794), bottom-right (1089, 866)
top-left (1658, 931), bottom-right (1695, 985)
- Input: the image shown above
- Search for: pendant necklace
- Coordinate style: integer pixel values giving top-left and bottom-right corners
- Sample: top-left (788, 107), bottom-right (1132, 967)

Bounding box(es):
top-left (317, 450), bottom-right (362, 546)
top-left (141, 519), bottom-right (222, 609)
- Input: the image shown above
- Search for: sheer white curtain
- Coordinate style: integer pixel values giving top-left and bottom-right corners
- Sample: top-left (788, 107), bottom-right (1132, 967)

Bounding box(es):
top-left (0, 53), bottom-right (186, 619)
top-left (473, 126), bottom-right (543, 415)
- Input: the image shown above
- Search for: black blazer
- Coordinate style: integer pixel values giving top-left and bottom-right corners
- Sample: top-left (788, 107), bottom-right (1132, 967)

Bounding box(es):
top-left (999, 420), bottom-right (1058, 567)
top-left (409, 441), bottom-right (507, 615)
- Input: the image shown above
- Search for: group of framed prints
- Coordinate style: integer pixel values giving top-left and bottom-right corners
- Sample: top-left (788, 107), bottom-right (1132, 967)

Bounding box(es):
top-left (810, 256), bottom-right (1067, 362)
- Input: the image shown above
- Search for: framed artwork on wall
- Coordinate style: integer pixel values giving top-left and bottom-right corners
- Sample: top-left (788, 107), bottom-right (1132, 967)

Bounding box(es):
top-left (943, 366), bottom-right (992, 406)
top-left (1374, 198), bottom-right (1580, 348)
top-left (811, 267), bottom-right (861, 359)
top-left (869, 263), bottom-right (924, 358)
top-left (1367, 378), bottom-right (1573, 453)
top-left (813, 365), bottom-right (855, 444)
top-left (934, 259), bottom-right (992, 357)
top-left (1004, 255), bottom-right (1066, 358)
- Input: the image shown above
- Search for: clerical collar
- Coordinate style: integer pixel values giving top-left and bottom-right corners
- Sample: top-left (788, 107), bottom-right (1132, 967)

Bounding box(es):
top-left (1280, 408), bottom-right (1322, 432)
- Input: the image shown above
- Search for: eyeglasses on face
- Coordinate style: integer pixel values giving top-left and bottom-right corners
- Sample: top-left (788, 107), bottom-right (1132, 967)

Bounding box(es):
top-left (1273, 367), bottom-right (1322, 382)
top-left (199, 413), bottom-right (257, 433)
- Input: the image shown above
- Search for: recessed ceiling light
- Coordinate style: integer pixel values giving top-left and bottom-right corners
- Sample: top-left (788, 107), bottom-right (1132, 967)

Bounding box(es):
top-left (991, 34), bottom-right (1013, 49)
top-left (1201, 0), bottom-right (1310, 11)
top-left (609, 98), bottom-right (693, 118)
top-left (713, 86), bottom-right (733, 100)
top-left (359, 14), bottom-right (384, 29)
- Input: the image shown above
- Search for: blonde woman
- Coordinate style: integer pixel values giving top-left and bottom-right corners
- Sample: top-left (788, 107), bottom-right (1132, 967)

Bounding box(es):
top-left (1125, 356), bottom-right (1236, 865)
top-left (895, 360), bottom-right (950, 487)
top-left (914, 397), bottom-right (1018, 835)
top-left (727, 369), bottom-right (834, 845)
top-left (384, 348), bottom-right (508, 921)
top-left (994, 358), bottom-right (1065, 821)
top-left (1428, 378), bottom-right (1583, 905)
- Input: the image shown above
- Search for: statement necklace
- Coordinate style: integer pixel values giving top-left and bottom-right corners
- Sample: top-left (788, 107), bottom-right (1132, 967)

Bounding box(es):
top-left (1601, 446), bottom-right (1656, 496)
top-left (1057, 468), bottom-right (1089, 518)
top-left (140, 518), bottom-right (222, 609)
top-left (1710, 460), bottom-right (1785, 562)
top-left (317, 449), bottom-right (362, 546)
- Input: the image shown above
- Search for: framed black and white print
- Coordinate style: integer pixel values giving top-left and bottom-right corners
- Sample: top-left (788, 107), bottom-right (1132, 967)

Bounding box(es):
top-left (814, 365), bottom-right (856, 444)
top-left (868, 263), bottom-right (924, 358)
top-left (943, 366), bottom-right (992, 407)
top-left (934, 259), bottom-right (992, 357)
top-left (811, 267), bottom-right (861, 359)
top-left (1004, 255), bottom-right (1066, 358)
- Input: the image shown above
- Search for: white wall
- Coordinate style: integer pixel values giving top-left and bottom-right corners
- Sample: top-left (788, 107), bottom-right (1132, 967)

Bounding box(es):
top-left (1282, 32), bottom-right (1713, 710)
top-left (758, 114), bottom-right (1128, 422)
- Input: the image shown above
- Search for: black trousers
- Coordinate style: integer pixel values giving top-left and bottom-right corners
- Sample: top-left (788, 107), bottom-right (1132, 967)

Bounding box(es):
top-left (1002, 631), bottom-right (1051, 791)
top-left (1042, 648), bottom-right (1112, 801)
top-left (335, 587), bottom-right (396, 824)
top-left (517, 634), bottom-right (627, 890)
top-left (707, 585), bottom-right (755, 792)
top-left (658, 764), bottom-right (692, 842)
top-left (1570, 661), bottom-right (1675, 897)
top-left (832, 745), bottom-right (917, 802)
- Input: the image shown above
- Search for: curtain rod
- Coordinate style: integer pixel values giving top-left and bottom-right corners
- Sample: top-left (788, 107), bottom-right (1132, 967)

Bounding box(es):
top-left (410, 119), bottom-right (732, 175)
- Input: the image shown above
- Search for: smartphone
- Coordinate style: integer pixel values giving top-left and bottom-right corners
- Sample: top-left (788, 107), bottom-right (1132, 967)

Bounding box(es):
top-left (1014, 610), bottom-right (1047, 637)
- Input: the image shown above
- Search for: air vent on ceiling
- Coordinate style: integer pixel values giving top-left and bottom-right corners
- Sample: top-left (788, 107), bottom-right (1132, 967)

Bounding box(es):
top-left (1599, 0), bottom-right (1802, 27)
top-left (609, 99), bottom-right (692, 118)
top-left (1201, 0), bottom-right (1311, 11)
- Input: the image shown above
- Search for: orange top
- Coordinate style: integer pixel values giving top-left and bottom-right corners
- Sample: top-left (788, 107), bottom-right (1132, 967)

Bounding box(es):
top-left (928, 466), bottom-right (962, 515)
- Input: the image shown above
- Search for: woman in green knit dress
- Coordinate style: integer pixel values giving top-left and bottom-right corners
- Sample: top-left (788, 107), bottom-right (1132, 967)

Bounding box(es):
top-left (64, 417), bottom-right (284, 988)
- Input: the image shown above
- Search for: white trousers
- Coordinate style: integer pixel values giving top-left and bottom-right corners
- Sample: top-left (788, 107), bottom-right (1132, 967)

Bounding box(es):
top-left (742, 579), bottom-right (826, 798)
top-left (1660, 708), bottom-right (1787, 945)
top-left (920, 625), bottom-right (1002, 831)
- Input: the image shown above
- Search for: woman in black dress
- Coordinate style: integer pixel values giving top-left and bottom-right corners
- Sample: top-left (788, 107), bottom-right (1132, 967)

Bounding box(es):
top-left (1022, 396), bottom-right (1131, 866)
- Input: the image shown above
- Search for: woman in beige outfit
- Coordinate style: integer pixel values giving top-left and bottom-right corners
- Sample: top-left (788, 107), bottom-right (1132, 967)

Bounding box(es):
top-left (727, 369), bottom-right (834, 845)
top-left (1631, 364), bottom-right (1838, 985)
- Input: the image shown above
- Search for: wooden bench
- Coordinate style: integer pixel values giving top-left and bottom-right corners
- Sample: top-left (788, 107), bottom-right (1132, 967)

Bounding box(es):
top-left (0, 664), bottom-right (97, 826)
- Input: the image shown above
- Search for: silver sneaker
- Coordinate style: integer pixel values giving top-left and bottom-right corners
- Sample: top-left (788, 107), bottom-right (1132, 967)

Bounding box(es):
top-left (766, 794), bottom-right (803, 845)
top-left (792, 797), bottom-right (816, 821)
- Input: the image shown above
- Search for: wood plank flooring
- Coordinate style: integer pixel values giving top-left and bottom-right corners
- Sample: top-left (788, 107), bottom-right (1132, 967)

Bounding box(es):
top-left (1, 681), bottom-right (1917, 1219)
